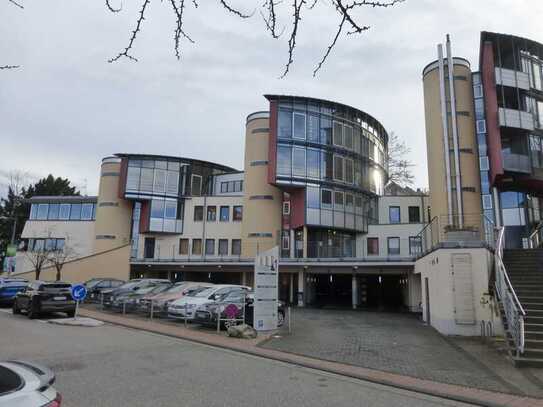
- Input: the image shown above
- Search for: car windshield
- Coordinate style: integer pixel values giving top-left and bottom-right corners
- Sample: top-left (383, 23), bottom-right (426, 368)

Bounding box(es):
top-left (163, 284), bottom-right (188, 294)
top-left (119, 281), bottom-right (141, 290)
top-left (85, 280), bottom-right (103, 289)
top-left (193, 287), bottom-right (217, 298)
top-left (149, 284), bottom-right (171, 294)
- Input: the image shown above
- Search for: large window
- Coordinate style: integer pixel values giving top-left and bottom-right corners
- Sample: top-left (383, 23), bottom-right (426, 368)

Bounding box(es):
top-left (408, 206), bottom-right (420, 223)
top-left (367, 238), bottom-right (379, 255)
top-left (37, 204), bottom-right (49, 220)
top-left (59, 204), bottom-right (71, 220)
top-left (81, 203), bottom-right (94, 220)
top-left (192, 239), bottom-right (202, 255)
top-left (151, 199), bottom-right (165, 218)
top-left (232, 239), bottom-right (241, 255)
top-left (345, 158), bottom-right (354, 184)
top-left (194, 206), bottom-right (203, 221)
top-left (307, 115), bottom-right (319, 142)
top-left (409, 236), bottom-right (422, 255)
top-left (69, 204), bottom-right (81, 220)
top-left (320, 117), bottom-right (332, 144)
top-left (389, 206), bottom-right (401, 224)
top-left (333, 155), bottom-right (344, 181)
top-left (387, 237), bottom-right (400, 255)
top-left (218, 239), bottom-right (228, 255)
top-left (233, 206), bottom-right (243, 221)
top-left (321, 189), bottom-right (332, 207)
top-left (307, 149), bottom-right (320, 179)
top-left (292, 148), bottom-right (306, 177)
top-left (207, 206), bottom-right (217, 222)
top-left (322, 151), bottom-right (333, 180)
top-left (333, 121), bottom-right (343, 146)
top-left (220, 180), bottom-right (244, 193)
top-left (278, 110), bottom-right (292, 139)
top-left (277, 145), bottom-right (292, 176)
top-left (191, 174), bottom-right (202, 196)
top-left (344, 125), bottom-right (353, 150)
top-left (205, 239), bottom-right (215, 255)
top-left (179, 239), bottom-right (189, 255)
top-left (48, 204), bottom-right (59, 220)
top-left (293, 112), bottom-right (306, 139)
top-left (220, 206), bottom-right (229, 221)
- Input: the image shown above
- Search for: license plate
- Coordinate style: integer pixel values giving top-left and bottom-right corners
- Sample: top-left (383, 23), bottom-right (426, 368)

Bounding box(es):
top-left (53, 296), bottom-right (66, 301)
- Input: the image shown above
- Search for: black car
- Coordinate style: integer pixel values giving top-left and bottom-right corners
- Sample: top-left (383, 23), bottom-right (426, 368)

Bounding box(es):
top-left (194, 290), bottom-right (285, 328)
top-left (84, 278), bottom-right (125, 302)
top-left (12, 281), bottom-right (76, 319)
top-left (101, 279), bottom-right (170, 308)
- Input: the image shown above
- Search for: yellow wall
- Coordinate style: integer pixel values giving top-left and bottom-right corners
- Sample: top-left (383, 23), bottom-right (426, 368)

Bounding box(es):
top-left (241, 114), bottom-right (283, 257)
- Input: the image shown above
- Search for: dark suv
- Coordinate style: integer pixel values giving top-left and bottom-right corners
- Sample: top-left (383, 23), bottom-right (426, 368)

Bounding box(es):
top-left (12, 281), bottom-right (76, 319)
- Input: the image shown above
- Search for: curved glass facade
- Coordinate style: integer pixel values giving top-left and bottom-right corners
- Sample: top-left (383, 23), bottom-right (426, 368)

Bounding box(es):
top-left (268, 95), bottom-right (388, 233)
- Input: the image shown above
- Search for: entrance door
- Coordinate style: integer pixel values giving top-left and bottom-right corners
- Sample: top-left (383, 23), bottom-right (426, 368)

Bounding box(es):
top-left (144, 238), bottom-right (155, 259)
top-left (451, 253), bottom-right (475, 325)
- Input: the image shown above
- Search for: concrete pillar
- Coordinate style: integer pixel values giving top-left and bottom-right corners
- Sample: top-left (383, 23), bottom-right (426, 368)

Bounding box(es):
top-left (289, 273), bottom-right (294, 304)
top-left (302, 226), bottom-right (308, 258)
top-left (289, 229), bottom-right (295, 259)
top-left (352, 274), bottom-right (358, 310)
top-left (297, 270), bottom-right (305, 307)
top-left (241, 271), bottom-right (247, 286)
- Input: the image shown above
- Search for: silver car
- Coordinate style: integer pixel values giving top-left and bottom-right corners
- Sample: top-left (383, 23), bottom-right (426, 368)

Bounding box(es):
top-left (0, 360), bottom-right (61, 406)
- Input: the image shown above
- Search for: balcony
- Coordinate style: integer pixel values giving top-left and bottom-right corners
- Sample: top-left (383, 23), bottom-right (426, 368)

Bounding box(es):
top-left (502, 153), bottom-right (532, 173)
top-left (495, 68), bottom-right (530, 90)
top-left (499, 108), bottom-right (534, 131)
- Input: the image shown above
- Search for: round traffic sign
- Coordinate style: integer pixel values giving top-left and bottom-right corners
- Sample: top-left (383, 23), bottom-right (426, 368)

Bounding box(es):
top-left (71, 284), bottom-right (87, 302)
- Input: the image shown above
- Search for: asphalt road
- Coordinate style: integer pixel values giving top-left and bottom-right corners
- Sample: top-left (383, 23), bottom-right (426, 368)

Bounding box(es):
top-left (0, 309), bottom-right (475, 407)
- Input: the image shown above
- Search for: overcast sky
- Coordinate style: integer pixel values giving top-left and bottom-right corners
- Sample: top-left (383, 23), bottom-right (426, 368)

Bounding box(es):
top-left (1, 0), bottom-right (542, 196)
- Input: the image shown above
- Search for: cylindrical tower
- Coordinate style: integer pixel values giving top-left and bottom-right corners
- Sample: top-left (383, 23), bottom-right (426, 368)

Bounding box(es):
top-left (241, 112), bottom-right (283, 257)
top-left (423, 37), bottom-right (482, 234)
top-left (94, 157), bottom-right (133, 252)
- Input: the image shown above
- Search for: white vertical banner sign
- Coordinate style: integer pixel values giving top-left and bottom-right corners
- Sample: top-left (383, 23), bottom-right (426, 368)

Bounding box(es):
top-left (254, 246), bottom-right (279, 331)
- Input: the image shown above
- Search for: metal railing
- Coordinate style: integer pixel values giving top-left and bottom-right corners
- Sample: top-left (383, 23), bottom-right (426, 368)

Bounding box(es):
top-left (528, 221), bottom-right (543, 249)
top-left (495, 226), bottom-right (525, 357)
top-left (502, 153), bottom-right (532, 173)
top-left (413, 213), bottom-right (497, 258)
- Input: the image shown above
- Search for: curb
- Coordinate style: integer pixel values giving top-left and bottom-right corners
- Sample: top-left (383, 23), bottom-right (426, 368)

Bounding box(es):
top-left (78, 309), bottom-right (542, 407)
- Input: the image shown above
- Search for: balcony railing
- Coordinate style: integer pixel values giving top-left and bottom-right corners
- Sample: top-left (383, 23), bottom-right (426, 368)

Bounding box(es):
top-left (499, 108), bottom-right (535, 131)
top-left (502, 153), bottom-right (532, 173)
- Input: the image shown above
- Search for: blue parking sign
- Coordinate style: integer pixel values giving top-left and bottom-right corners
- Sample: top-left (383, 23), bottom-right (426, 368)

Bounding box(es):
top-left (71, 284), bottom-right (87, 302)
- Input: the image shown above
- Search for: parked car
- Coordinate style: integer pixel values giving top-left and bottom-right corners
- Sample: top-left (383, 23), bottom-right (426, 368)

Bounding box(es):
top-left (0, 360), bottom-right (61, 407)
top-left (84, 278), bottom-right (125, 302)
top-left (101, 279), bottom-right (169, 308)
top-left (194, 291), bottom-right (285, 328)
top-left (168, 284), bottom-right (250, 321)
top-left (138, 282), bottom-right (213, 314)
top-left (12, 281), bottom-right (75, 319)
top-left (0, 278), bottom-right (29, 305)
top-left (111, 282), bottom-right (172, 311)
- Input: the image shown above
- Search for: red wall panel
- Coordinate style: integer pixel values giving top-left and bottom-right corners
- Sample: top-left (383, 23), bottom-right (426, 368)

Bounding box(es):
top-left (290, 188), bottom-right (305, 229)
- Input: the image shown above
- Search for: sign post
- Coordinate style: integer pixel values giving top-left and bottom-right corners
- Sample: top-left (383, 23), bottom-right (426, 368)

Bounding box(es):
top-left (254, 246), bottom-right (279, 331)
top-left (71, 284), bottom-right (87, 319)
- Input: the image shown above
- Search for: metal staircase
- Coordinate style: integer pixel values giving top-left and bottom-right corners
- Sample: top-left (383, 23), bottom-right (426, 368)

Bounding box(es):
top-left (498, 223), bottom-right (543, 367)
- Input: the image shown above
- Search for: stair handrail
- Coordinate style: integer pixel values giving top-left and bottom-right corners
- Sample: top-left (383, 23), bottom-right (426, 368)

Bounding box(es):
top-left (528, 221), bottom-right (543, 249)
top-left (495, 226), bottom-right (526, 356)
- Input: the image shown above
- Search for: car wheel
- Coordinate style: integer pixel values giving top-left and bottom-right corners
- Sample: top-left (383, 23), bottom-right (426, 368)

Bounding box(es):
top-left (12, 301), bottom-right (20, 315)
top-left (27, 301), bottom-right (38, 319)
top-left (277, 311), bottom-right (285, 327)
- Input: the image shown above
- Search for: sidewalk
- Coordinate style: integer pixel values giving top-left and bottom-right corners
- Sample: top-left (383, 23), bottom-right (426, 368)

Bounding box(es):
top-left (78, 308), bottom-right (542, 407)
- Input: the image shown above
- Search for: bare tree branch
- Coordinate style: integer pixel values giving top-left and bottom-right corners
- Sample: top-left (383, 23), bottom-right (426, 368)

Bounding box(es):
top-left (280, 0), bottom-right (306, 78)
top-left (106, 0), bottom-right (122, 13)
top-left (0, 65), bottom-right (20, 70)
top-left (108, 0), bottom-right (151, 63)
top-left (7, 0), bottom-right (24, 9)
top-left (219, 0), bottom-right (254, 18)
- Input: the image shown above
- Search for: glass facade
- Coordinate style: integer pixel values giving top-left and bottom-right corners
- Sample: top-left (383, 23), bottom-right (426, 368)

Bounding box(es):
top-left (29, 202), bottom-right (96, 221)
top-left (271, 96), bottom-right (387, 234)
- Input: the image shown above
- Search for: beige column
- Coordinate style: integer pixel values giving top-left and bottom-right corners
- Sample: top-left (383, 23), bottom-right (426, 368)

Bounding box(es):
top-left (297, 270), bottom-right (305, 307)
top-left (302, 226), bottom-right (308, 258)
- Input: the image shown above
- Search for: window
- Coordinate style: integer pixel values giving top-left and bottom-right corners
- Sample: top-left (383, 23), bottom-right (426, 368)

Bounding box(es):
top-left (333, 155), bottom-right (344, 181)
top-left (37, 204), bottom-right (49, 220)
top-left (282, 202), bottom-right (291, 215)
top-left (307, 149), bottom-right (320, 179)
top-left (191, 174), bottom-right (202, 196)
top-left (482, 194), bottom-right (493, 210)
top-left (194, 206), bottom-right (203, 221)
top-left (292, 148), bottom-right (306, 177)
top-left (333, 121), bottom-right (343, 146)
top-left (206, 206), bottom-right (217, 222)
top-left (220, 182), bottom-right (228, 193)
top-left (218, 239), bottom-right (228, 255)
top-left (389, 206), bottom-right (401, 224)
top-left (220, 206), bottom-right (229, 221)
top-left (233, 206), bottom-right (243, 221)
top-left (307, 115), bottom-right (319, 142)
top-left (234, 180), bottom-right (243, 192)
top-left (345, 193), bottom-right (354, 212)
top-left (151, 200), bottom-right (165, 218)
top-left (29, 204), bottom-right (38, 220)
top-left (164, 200), bottom-right (177, 219)
top-left (166, 171), bottom-right (179, 195)
top-left (293, 112), bottom-right (306, 140)
top-left (153, 169), bottom-right (167, 193)
top-left (344, 125), bottom-right (353, 150)
top-left (56, 239), bottom-right (65, 252)
top-left (282, 233), bottom-right (290, 250)
top-left (307, 186), bottom-right (320, 209)
top-left (479, 156), bottom-right (489, 171)
top-left (144, 238), bottom-right (155, 259)
top-left (179, 239), bottom-right (189, 255)
top-left (59, 204), bottom-right (70, 220)
top-left (387, 237), bottom-right (400, 255)
top-left (231, 239), bottom-right (241, 255)
top-left (81, 203), bottom-right (94, 220)
top-left (322, 151), bottom-right (333, 180)
top-left (321, 189), bottom-right (332, 207)
top-left (48, 204), bottom-right (59, 220)
top-left (473, 84), bottom-right (483, 98)
top-left (277, 145), bottom-right (292, 176)
top-left (278, 110), bottom-right (292, 139)
top-left (70, 204), bottom-right (81, 220)
top-left (334, 191), bottom-right (344, 207)
top-left (192, 239), bottom-right (202, 255)
top-left (320, 117), bottom-right (332, 144)
top-left (205, 239), bottom-right (215, 255)
top-left (345, 158), bottom-right (354, 184)
top-left (408, 206), bottom-right (420, 223)
top-left (476, 119), bottom-right (486, 134)
top-left (409, 236), bottom-right (422, 255)
top-left (367, 238), bottom-right (379, 255)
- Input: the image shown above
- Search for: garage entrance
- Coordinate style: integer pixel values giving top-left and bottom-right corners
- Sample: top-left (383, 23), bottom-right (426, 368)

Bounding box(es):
top-left (361, 275), bottom-right (404, 311)
top-left (313, 274), bottom-right (352, 307)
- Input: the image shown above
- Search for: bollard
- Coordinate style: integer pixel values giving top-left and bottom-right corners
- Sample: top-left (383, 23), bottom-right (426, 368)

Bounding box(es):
top-left (150, 301), bottom-right (154, 320)
top-left (288, 306), bottom-right (292, 334)
top-left (184, 303), bottom-right (188, 328)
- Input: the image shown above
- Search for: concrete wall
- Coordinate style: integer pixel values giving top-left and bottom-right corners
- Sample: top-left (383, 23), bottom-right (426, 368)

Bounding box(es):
top-left (13, 245), bottom-right (131, 284)
top-left (415, 247), bottom-right (502, 336)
